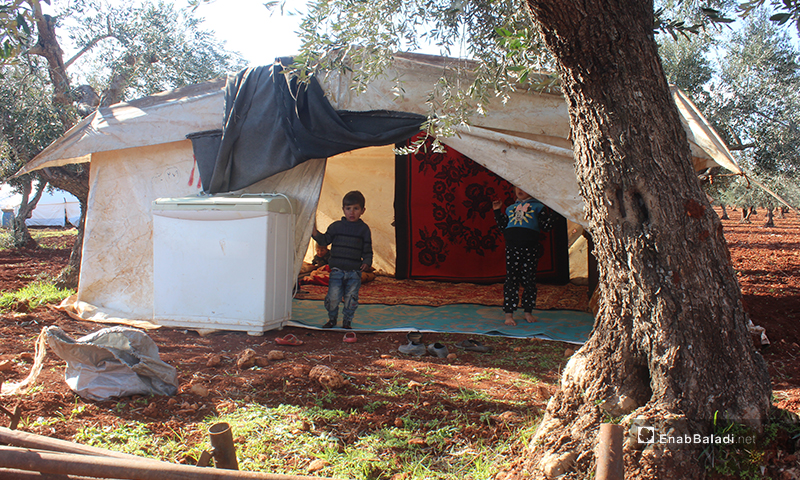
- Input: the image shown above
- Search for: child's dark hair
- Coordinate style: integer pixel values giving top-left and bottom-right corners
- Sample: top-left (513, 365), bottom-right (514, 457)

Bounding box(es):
top-left (343, 190), bottom-right (366, 209)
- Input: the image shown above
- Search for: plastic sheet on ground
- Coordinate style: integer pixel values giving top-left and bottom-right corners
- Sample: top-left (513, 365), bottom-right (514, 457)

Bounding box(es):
top-left (45, 326), bottom-right (178, 401)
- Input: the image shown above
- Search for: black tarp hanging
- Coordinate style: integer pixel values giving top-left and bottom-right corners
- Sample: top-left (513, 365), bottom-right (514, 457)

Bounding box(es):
top-left (201, 59), bottom-right (426, 193)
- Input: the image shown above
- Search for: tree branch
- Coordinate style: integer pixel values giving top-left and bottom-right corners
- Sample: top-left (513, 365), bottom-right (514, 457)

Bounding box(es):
top-left (728, 142), bottom-right (756, 151)
top-left (64, 33), bottom-right (116, 69)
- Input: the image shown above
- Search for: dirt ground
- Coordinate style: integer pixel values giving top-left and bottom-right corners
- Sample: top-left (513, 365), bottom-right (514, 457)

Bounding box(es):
top-left (0, 208), bottom-right (798, 478)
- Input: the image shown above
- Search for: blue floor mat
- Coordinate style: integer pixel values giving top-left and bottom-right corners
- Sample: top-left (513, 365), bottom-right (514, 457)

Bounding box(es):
top-left (288, 299), bottom-right (594, 345)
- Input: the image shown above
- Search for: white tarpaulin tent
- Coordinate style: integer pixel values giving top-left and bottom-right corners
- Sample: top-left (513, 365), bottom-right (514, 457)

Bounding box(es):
top-left (21, 52), bottom-right (741, 327)
top-left (0, 183), bottom-right (81, 227)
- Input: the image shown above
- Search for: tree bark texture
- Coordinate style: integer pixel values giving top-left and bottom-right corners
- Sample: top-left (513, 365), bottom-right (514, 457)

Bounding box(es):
top-left (740, 207), bottom-right (751, 224)
top-left (525, 0), bottom-right (771, 477)
top-left (10, 179), bottom-right (45, 249)
top-left (763, 207), bottom-right (774, 228)
top-left (29, 2), bottom-right (90, 288)
top-left (40, 166), bottom-right (90, 289)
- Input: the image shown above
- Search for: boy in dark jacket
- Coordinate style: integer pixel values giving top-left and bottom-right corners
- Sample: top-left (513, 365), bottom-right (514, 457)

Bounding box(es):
top-left (312, 190), bottom-right (373, 329)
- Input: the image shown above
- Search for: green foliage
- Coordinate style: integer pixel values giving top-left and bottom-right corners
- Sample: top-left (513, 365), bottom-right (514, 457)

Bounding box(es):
top-left (718, 167), bottom-right (800, 209)
top-left (709, 10), bottom-right (800, 176)
top-left (0, 280), bottom-right (74, 312)
top-left (0, 0), bottom-right (38, 62)
top-left (738, 0), bottom-right (800, 29)
top-left (291, 0), bottom-right (556, 144)
top-left (61, 0), bottom-right (245, 102)
top-left (701, 409), bottom-right (800, 480)
top-left (658, 34), bottom-right (715, 100)
top-left (0, 62), bottom-right (69, 176)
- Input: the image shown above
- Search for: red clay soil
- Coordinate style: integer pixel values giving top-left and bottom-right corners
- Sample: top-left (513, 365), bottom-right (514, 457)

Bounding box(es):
top-left (0, 211), bottom-right (799, 478)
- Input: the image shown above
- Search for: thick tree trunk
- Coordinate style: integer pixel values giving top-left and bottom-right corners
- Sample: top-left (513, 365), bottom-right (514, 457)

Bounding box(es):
top-left (525, 0), bottom-right (771, 477)
top-left (740, 207), bottom-right (751, 224)
top-left (39, 166), bottom-right (90, 289)
top-left (763, 207), bottom-right (774, 228)
top-left (28, 0), bottom-right (88, 288)
top-left (10, 178), bottom-right (46, 249)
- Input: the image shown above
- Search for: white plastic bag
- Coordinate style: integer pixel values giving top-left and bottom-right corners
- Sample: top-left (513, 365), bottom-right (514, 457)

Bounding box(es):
top-left (45, 326), bottom-right (178, 401)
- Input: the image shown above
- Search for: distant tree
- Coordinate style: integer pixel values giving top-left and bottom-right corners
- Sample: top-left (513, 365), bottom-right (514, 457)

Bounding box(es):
top-left (0, 62), bottom-right (66, 247)
top-left (661, 7), bottom-right (800, 227)
top-left (707, 10), bottom-right (800, 177)
top-left (0, 0), bottom-right (243, 286)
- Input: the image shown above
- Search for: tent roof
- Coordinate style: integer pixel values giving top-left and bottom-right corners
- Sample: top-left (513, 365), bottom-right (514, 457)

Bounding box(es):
top-left (18, 78), bottom-right (226, 176)
top-left (20, 53), bottom-right (741, 221)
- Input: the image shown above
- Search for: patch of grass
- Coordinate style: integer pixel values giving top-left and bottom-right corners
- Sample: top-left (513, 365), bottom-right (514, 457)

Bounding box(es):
top-left (454, 387), bottom-right (491, 402)
top-left (76, 421), bottom-right (203, 461)
top-left (374, 379), bottom-right (412, 397)
top-left (0, 231), bottom-right (17, 250)
top-left (71, 401), bottom-right (540, 480)
top-left (699, 410), bottom-right (796, 480)
top-left (0, 281), bottom-right (74, 312)
top-left (31, 228), bottom-right (77, 241)
top-left (313, 389), bottom-right (338, 407)
top-left (363, 400), bottom-right (389, 413)
top-left (0, 228), bottom-right (76, 251)
top-left (470, 370), bottom-right (495, 382)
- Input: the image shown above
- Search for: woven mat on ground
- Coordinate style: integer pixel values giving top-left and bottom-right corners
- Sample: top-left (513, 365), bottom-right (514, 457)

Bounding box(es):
top-left (288, 299), bottom-right (594, 344)
top-left (294, 275), bottom-right (590, 311)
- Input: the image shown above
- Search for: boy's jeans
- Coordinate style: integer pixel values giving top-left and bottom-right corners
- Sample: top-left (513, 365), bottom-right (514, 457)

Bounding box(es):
top-left (325, 268), bottom-right (361, 324)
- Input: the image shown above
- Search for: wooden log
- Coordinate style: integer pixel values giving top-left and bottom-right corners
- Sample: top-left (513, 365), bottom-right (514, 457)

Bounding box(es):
top-left (0, 427), bottom-right (159, 462)
top-left (0, 467), bottom-right (112, 480)
top-left (0, 446), bottom-right (340, 480)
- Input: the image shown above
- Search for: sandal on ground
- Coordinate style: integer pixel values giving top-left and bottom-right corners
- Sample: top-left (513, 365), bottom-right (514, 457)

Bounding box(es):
top-left (455, 339), bottom-right (493, 353)
top-left (275, 334), bottom-right (304, 346)
top-left (406, 331), bottom-right (423, 344)
top-left (343, 331), bottom-right (357, 343)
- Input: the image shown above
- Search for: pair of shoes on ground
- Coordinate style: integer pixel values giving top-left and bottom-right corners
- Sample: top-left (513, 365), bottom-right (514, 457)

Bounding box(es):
top-left (398, 332), bottom-right (448, 358)
top-left (322, 319), bottom-right (351, 329)
top-left (454, 339), bottom-right (493, 353)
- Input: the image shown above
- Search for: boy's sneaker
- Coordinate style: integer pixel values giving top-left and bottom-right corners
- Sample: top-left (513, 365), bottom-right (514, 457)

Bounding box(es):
top-left (322, 319), bottom-right (337, 328)
top-left (342, 320), bottom-right (352, 329)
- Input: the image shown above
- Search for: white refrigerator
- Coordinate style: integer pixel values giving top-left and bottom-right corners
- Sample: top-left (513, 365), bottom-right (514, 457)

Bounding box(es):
top-left (152, 194), bottom-right (295, 334)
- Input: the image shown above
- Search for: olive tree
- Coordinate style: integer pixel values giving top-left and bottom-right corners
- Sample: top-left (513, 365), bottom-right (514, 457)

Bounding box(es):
top-left (293, 0), bottom-right (771, 477)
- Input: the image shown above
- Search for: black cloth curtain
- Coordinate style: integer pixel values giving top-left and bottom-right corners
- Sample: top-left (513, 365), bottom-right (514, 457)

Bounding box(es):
top-left (203, 59), bottom-right (426, 193)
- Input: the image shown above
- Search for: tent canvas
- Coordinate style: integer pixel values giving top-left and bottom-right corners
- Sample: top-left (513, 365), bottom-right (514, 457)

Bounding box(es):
top-left (21, 53), bottom-right (741, 330)
top-left (0, 183), bottom-right (81, 228)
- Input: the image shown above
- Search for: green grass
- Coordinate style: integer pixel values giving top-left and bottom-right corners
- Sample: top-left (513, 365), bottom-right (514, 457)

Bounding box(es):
top-left (0, 228), bottom-right (77, 250)
top-left (71, 402), bottom-right (537, 479)
top-left (0, 280), bottom-right (74, 312)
